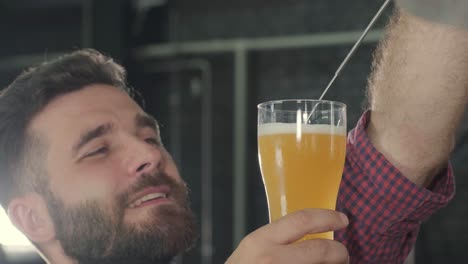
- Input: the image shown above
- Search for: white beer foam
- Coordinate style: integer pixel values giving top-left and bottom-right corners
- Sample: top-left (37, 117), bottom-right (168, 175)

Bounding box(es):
top-left (258, 123), bottom-right (346, 136)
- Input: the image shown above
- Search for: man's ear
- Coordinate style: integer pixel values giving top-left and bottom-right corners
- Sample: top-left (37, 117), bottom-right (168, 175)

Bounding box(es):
top-left (7, 193), bottom-right (56, 244)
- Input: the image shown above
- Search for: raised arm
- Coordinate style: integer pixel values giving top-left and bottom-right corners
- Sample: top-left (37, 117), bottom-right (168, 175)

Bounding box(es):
top-left (336, 4), bottom-right (463, 262)
top-left (367, 7), bottom-right (468, 187)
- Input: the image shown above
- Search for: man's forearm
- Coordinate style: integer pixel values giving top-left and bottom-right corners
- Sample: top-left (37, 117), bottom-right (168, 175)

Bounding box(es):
top-left (367, 8), bottom-right (468, 186)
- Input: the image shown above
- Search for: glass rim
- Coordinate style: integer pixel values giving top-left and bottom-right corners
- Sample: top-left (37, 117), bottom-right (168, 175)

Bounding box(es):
top-left (257, 99), bottom-right (347, 110)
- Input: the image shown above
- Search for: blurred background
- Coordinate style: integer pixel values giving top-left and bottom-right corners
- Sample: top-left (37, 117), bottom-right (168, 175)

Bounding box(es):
top-left (0, 0), bottom-right (467, 263)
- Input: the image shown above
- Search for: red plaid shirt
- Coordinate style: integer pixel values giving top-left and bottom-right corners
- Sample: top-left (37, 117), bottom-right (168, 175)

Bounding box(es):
top-left (335, 111), bottom-right (455, 263)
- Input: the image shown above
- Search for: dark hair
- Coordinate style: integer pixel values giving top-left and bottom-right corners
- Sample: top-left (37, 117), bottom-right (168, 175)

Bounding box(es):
top-left (0, 49), bottom-right (131, 208)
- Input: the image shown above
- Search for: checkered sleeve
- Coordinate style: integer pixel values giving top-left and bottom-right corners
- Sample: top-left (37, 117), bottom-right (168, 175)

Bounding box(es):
top-left (334, 111), bottom-right (455, 264)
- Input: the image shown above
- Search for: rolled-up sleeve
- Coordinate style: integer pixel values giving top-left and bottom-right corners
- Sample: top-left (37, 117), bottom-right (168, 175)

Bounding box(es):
top-left (335, 111), bottom-right (455, 264)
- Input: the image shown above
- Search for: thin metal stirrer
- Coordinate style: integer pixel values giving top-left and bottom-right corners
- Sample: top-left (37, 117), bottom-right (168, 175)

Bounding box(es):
top-left (307, 0), bottom-right (392, 122)
top-left (319, 0), bottom-right (392, 100)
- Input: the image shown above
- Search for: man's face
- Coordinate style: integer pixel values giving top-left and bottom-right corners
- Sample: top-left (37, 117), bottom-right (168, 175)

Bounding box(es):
top-left (29, 85), bottom-right (197, 263)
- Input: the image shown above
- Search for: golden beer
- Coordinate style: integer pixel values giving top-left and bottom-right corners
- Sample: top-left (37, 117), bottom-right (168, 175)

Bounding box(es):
top-left (258, 123), bottom-right (346, 240)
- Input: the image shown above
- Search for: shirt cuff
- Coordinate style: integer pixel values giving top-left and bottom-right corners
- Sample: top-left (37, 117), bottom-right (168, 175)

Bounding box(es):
top-left (347, 110), bottom-right (455, 235)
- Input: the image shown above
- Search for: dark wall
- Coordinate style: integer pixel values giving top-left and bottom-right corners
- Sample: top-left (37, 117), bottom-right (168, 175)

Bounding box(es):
top-left (168, 0), bottom-right (389, 40)
top-left (0, 4), bottom-right (81, 57)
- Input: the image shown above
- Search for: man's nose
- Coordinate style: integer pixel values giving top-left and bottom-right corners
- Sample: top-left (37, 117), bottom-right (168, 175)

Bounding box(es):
top-left (124, 137), bottom-right (163, 177)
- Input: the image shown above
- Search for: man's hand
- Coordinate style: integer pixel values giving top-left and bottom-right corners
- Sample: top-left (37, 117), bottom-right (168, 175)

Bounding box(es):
top-left (225, 209), bottom-right (349, 264)
top-left (396, 0), bottom-right (468, 29)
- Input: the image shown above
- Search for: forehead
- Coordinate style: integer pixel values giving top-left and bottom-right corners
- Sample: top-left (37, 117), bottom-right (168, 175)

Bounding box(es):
top-left (29, 84), bottom-right (144, 138)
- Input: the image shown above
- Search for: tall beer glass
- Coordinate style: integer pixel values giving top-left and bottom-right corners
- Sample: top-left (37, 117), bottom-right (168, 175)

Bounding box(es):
top-left (258, 100), bottom-right (346, 240)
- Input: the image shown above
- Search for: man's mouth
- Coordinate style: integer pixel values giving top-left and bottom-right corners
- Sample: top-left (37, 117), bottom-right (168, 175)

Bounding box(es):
top-left (127, 186), bottom-right (171, 209)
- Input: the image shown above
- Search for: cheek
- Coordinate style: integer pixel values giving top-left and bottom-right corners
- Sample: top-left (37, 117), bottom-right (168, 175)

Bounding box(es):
top-left (50, 158), bottom-right (124, 206)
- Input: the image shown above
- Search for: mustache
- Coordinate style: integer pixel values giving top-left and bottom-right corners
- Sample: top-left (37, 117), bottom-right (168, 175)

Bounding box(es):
top-left (117, 172), bottom-right (182, 208)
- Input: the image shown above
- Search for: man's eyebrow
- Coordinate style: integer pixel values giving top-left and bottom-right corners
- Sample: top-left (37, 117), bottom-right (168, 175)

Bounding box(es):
top-left (72, 123), bottom-right (114, 156)
top-left (135, 113), bottom-right (160, 132)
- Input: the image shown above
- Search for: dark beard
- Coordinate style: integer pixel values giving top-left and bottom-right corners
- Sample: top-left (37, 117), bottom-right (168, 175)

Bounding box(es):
top-left (42, 172), bottom-right (198, 264)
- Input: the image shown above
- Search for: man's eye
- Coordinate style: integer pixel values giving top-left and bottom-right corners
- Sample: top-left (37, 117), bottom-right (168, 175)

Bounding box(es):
top-left (145, 138), bottom-right (161, 146)
top-left (84, 147), bottom-right (108, 158)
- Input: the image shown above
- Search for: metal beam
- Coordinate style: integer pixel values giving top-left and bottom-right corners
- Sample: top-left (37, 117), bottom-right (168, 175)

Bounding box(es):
top-left (233, 44), bottom-right (248, 247)
top-left (0, 52), bottom-right (65, 72)
top-left (134, 30), bottom-right (383, 58)
top-left (81, 0), bottom-right (93, 48)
